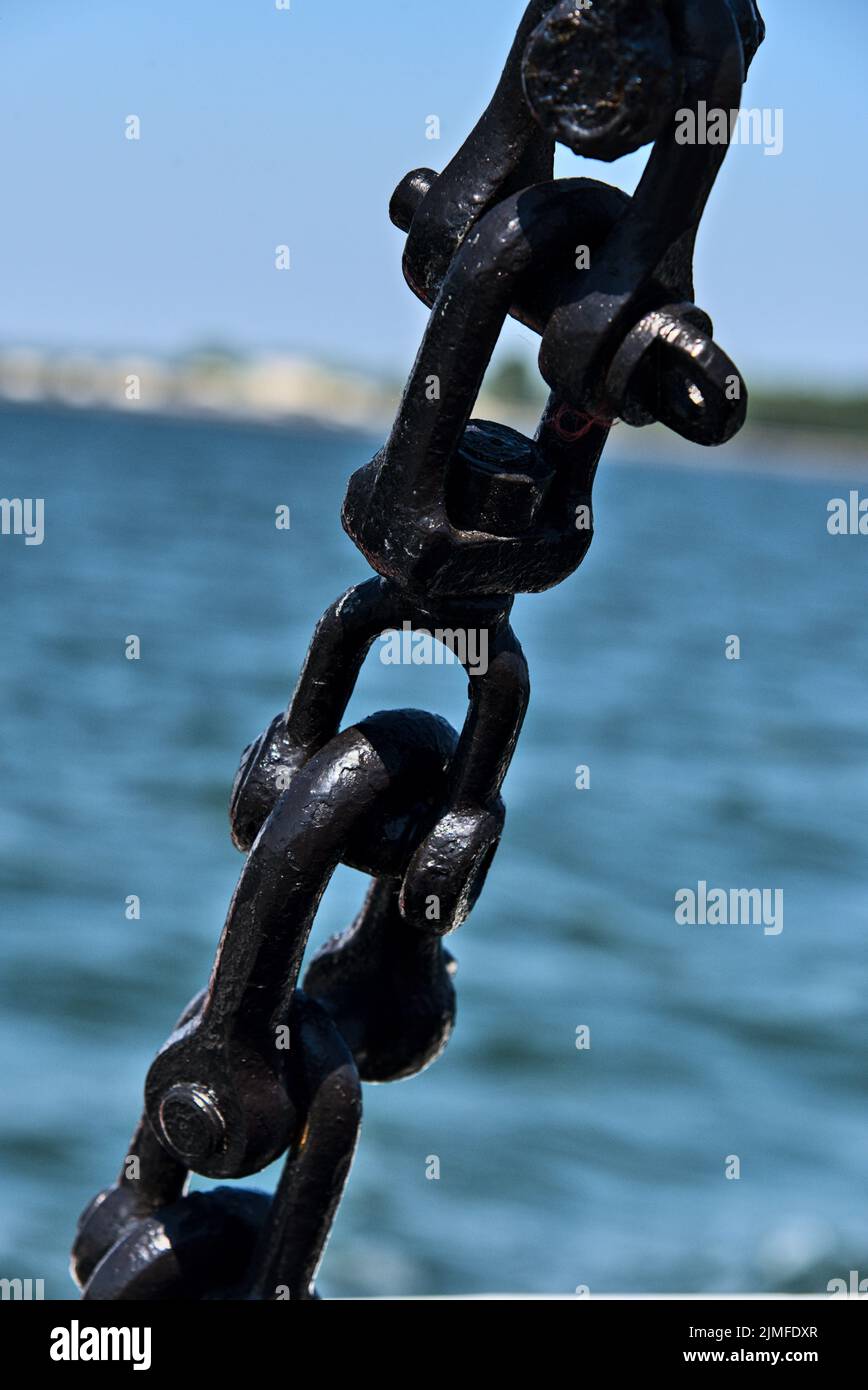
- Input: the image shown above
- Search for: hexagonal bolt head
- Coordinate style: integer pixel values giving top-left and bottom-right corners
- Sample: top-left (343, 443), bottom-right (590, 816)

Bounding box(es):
top-left (447, 420), bottom-right (554, 538)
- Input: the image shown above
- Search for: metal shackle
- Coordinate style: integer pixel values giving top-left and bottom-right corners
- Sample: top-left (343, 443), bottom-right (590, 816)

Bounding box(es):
top-left (144, 709), bottom-right (467, 1178)
top-left (76, 997), bottom-right (361, 1301)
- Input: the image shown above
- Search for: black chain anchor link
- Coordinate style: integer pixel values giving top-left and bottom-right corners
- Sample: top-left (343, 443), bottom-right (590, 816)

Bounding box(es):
top-left (72, 0), bottom-right (765, 1300)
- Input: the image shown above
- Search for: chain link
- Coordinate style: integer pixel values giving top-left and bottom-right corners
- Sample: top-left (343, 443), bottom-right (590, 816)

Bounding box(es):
top-left (71, 0), bottom-right (765, 1300)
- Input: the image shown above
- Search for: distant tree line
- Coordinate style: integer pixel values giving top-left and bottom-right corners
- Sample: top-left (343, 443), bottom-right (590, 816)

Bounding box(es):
top-left (485, 354), bottom-right (867, 437)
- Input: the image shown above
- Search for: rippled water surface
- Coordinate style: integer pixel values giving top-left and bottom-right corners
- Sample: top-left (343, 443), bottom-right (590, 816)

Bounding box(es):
top-left (1, 404), bottom-right (866, 1297)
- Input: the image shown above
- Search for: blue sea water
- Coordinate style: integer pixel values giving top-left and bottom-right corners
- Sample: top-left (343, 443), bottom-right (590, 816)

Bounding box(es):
top-left (1, 403), bottom-right (866, 1298)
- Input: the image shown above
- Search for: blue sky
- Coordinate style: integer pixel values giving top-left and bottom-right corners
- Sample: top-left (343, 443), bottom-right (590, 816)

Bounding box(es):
top-left (0, 0), bottom-right (865, 387)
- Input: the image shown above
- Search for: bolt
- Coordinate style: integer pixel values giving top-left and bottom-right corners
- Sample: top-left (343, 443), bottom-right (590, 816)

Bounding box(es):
top-left (158, 1084), bottom-right (227, 1167)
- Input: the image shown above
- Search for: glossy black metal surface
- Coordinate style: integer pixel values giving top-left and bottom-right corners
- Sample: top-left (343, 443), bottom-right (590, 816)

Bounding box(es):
top-left (74, 0), bottom-right (764, 1299)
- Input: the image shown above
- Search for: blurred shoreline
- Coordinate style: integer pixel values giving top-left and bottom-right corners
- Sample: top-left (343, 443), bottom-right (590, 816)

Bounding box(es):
top-left (1, 345), bottom-right (865, 479)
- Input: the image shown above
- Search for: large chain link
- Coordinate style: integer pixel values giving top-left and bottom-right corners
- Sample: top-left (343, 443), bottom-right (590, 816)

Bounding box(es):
top-left (71, 0), bottom-right (765, 1300)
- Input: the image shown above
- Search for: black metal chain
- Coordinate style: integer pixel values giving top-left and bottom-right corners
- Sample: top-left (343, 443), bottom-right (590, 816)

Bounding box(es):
top-left (71, 0), bottom-right (765, 1300)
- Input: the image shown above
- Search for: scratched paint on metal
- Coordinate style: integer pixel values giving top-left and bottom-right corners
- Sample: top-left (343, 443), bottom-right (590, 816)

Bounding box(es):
top-left (72, 0), bottom-right (766, 1301)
